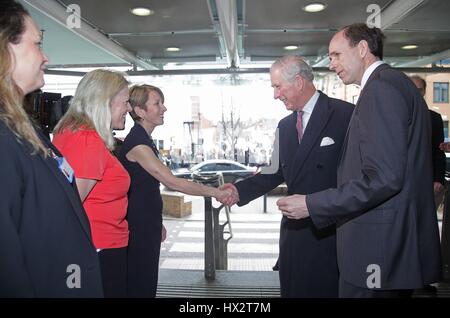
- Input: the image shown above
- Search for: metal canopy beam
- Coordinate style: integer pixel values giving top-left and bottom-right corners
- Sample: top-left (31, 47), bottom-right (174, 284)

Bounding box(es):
top-left (23, 0), bottom-right (158, 70)
top-left (45, 66), bottom-right (450, 78)
top-left (213, 0), bottom-right (240, 68)
top-left (398, 49), bottom-right (450, 67)
top-left (381, 0), bottom-right (426, 30)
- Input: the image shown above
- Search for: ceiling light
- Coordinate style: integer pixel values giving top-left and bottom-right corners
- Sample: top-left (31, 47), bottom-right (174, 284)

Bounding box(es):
top-left (402, 44), bottom-right (418, 50)
top-left (166, 47), bottom-right (181, 52)
top-left (130, 7), bottom-right (154, 17)
top-left (284, 45), bottom-right (299, 51)
top-left (303, 3), bottom-right (327, 13)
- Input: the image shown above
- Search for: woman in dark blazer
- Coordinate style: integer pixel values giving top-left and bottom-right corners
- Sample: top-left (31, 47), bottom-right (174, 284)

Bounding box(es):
top-left (119, 84), bottom-right (228, 297)
top-left (0, 0), bottom-right (103, 297)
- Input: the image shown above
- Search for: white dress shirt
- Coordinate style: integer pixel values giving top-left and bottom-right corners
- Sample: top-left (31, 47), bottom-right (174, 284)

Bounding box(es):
top-left (360, 60), bottom-right (385, 90)
top-left (298, 91), bottom-right (320, 134)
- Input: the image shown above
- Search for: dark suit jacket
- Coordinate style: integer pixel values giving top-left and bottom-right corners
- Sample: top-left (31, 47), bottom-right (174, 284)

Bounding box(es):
top-left (307, 64), bottom-right (442, 290)
top-left (430, 110), bottom-right (446, 185)
top-left (235, 91), bottom-right (354, 297)
top-left (0, 121), bottom-right (103, 297)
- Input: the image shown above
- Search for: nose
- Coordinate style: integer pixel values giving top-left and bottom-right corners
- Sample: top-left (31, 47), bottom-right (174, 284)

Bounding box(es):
top-left (273, 88), bottom-right (280, 100)
top-left (42, 52), bottom-right (49, 66)
top-left (126, 101), bottom-right (132, 112)
top-left (329, 58), bottom-right (336, 71)
top-left (162, 104), bottom-right (167, 113)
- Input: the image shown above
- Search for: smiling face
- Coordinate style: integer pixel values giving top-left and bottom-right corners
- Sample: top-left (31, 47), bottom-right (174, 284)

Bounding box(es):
top-left (270, 66), bottom-right (302, 111)
top-left (8, 16), bottom-right (49, 94)
top-left (110, 86), bottom-right (131, 130)
top-left (137, 90), bottom-right (167, 129)
top-left (328, 31), bottom-right (365, 85)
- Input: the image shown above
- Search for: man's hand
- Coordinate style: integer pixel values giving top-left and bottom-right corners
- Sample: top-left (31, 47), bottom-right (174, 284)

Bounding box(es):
top-left (439, 142), bottom-right (450, 152)
top-left (161, 224), bottom-right (167, 242)
top-left (276, 194), bottom-right (310, 219)
top-left (434, 181), bottom-right (445, 195)
top-left (217, 183), bottom-right (240, 206)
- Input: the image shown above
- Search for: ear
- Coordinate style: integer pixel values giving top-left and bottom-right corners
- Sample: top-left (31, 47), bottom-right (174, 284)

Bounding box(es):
top-left (294, 74), bottom-right (304, 90)
top-left (358, 40), bottom-right (369, 58)
top-left (133, 106), bottom-right (146, 119)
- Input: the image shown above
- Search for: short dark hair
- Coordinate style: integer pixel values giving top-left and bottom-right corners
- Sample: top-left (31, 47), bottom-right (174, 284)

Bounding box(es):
top-left (341, 23), bottom-right (385, 60)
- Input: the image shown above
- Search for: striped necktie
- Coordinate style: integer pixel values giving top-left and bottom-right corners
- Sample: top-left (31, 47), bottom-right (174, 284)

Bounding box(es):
top-left (296, 111), bottom-right (304, 143)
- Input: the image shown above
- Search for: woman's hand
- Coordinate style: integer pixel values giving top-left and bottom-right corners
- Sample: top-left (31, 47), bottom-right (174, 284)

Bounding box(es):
top-left (214, 184), bottom-right (239, 206)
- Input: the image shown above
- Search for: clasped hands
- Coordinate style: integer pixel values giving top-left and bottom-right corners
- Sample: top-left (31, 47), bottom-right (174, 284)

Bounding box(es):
top-left (214, 183), bottom-right (240, 206)
top-left (214, 184), bottom-right (310, 220)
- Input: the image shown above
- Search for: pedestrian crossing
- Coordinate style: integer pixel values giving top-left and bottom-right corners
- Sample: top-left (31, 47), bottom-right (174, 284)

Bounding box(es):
top-left (159, 218), bottom-right (280, 271)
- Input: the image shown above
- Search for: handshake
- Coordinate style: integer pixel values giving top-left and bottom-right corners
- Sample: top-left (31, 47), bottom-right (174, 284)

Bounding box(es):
top-left (213, 183), bottom-right (240, 206)
top-left (210, 184), bottom-right (310, 220)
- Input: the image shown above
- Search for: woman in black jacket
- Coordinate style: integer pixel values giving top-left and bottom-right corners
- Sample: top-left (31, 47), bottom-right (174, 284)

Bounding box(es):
top-left (0, 0), bottom-right (103, 297)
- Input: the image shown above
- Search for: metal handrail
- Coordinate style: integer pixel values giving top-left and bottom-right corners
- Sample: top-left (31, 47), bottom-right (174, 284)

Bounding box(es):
top-left (441, 177), bottom-right (450, 281)
top-left (216, 173), bottom-right (233, 241)
top-left (192, 172), bottom-right (233, 281)
top-left (192, 172), bottom-right (233, 240)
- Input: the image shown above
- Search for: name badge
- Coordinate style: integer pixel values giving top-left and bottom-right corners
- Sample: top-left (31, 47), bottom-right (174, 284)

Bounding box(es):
top-left (56, 157), bottom-right (74, 183)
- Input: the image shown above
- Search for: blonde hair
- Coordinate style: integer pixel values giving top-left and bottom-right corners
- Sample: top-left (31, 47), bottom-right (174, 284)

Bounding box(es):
top-left (0, 2), bottom-right (48, 156)
top-left (54, 69), bottom-right (129, 150)
top-left (128, 84), bottom-right (164, 122)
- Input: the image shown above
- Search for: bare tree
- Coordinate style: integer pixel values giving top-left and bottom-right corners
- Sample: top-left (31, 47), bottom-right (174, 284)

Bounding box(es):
top-left (219, 103), bottom-right (262, 160)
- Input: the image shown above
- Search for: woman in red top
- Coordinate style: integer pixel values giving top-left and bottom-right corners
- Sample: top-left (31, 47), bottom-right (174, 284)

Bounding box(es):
top-left (53, 69), bottom-right (132, 298)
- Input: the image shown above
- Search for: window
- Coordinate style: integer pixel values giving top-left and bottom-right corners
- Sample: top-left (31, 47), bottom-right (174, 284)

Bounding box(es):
top-left (433, 82), bottom-right (449, 103)
top-left (197, 164), bottom-right (216, 172)
top-left (215, 163), bottom-right (233, 171)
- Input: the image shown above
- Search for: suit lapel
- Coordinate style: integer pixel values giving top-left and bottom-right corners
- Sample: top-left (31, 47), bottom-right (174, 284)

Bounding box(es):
top-left (337, 63), bottom-right (389, 166)
top-left (336, 111), bottom-right (353, 167)
top-left (36, 132), bottom-right (93, 241)
top-left (288, 92), bottom-right (333, 186)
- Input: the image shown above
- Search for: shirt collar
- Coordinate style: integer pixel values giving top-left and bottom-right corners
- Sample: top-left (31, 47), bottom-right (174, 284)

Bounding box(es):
top-left (360, 60), bottom-right (384, 90)
top-left (300, 90), bottom-right (320, 115)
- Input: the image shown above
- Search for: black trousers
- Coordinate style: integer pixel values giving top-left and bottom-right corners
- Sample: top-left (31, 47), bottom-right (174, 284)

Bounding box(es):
top-left (98, 247), bottom-right (127, 298)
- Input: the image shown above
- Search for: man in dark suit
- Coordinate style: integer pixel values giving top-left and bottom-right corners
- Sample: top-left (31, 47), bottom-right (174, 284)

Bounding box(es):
top-left (277, 23), bottom-right (442, 297)
top-left (221, 55), bottom-right (354, 297)
top-left (410, 75), bottom-right (446, 209)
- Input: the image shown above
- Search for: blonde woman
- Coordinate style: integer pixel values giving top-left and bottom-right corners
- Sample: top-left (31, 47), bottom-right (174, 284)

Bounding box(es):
top-left (118, 85), bottom-right (229, 297)
top-left (0, 0), bottom-right (102, 297)
top-left (53, 69), bottom-right (132, 298)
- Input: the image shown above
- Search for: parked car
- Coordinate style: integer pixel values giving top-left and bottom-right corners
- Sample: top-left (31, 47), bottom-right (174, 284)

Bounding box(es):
top-left (173, 159), bottom-right (258, 184)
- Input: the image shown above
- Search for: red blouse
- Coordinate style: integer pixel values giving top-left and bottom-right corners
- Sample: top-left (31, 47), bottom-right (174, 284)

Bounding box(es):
top-left (53, 129), bottom-right (130, 249)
